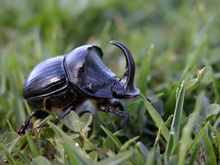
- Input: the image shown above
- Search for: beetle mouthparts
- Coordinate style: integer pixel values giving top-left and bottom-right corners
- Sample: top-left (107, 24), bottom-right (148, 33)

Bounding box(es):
top-left (110, 40), bottom-right (140, 98)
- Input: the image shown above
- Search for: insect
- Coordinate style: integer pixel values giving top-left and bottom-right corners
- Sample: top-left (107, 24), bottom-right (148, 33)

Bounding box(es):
top-left (17, 40), bottom-right (140, 134)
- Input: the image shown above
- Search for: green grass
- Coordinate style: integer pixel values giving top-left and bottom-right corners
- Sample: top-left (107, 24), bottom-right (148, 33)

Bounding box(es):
top-left (1, 0), bottom-right (220, 164)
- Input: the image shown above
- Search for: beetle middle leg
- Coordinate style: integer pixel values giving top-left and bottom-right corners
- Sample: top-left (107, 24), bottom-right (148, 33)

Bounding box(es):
top-left (31, 105), bottom-right (74, 131)
top-left (96, 99), bottom-right (131, 126)
top-left (17, 110), bottom-right (49, 135)
top-left (52, 105), bottom-right (74, 124)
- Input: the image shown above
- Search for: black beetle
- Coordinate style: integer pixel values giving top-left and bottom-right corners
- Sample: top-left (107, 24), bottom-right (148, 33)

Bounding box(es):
top-left (17, 40), bottom-right (140, 134)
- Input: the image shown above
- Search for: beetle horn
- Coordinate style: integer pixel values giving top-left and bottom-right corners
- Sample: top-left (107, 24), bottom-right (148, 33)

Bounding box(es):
top-left (110, 40), bottom-right (139, 98)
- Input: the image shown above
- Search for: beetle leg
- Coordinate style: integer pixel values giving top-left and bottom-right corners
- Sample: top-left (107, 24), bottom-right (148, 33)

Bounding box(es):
top-left (96, 101), bottom-right (131, 127)
top-left (31, 105), bottom-right (74, 131)
top-left (17, 110), bottom-right (49, 135)
top-left (53, 105), bottom-right (74, 124)
top-left (106, 98), bottom-right (126, 112)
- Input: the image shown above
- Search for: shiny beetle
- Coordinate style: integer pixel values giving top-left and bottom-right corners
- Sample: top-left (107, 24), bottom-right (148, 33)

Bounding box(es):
top-left (17, 40), bottom-right (140, 134)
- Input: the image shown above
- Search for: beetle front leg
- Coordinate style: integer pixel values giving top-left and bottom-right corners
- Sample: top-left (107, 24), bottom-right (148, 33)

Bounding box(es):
top-left (96, 100), bottom-right (131, 127)
top-left (106, 98), bottom-right (126, 112)
top-left (17, 110), bottom-right (49, 135)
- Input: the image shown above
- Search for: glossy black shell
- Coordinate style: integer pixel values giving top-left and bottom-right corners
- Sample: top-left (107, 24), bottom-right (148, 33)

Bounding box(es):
top-left (64, 45), bottom-right (116, 99)
top-left (22, 56), bottom-right (69, 99)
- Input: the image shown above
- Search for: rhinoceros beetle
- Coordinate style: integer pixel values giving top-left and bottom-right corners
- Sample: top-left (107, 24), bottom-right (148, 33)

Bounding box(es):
top-left (17, 40), bottom-right (140, 135)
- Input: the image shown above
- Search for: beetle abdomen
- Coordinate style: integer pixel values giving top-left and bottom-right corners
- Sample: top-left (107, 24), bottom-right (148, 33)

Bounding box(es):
top-left (22, 56), bottom-right (69, 99)
top-left (25, 87), bottom-right (84, 111)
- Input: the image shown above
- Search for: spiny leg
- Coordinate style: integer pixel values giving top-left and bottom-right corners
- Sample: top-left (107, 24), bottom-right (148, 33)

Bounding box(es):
top-left (17, 110), bottom-right (49, 135)
top-left (32, 105), bottom-right (74, 131)
top-left (107, 98), bottom-right (126, 112)
top-left (96, 99), bottom-right (131, 126)
top-left (53, 105), bottom-right (74, 124)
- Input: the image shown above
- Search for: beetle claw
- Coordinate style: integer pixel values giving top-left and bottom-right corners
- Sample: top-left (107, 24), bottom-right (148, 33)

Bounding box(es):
top-left (123, 114), bottom-right (133, 128)
top-left (17, 109), bottom-right (49, 135)
top-left (30, 123), bottom-right (49, 132)
top-left (97, 100), bottom-right (132, 128)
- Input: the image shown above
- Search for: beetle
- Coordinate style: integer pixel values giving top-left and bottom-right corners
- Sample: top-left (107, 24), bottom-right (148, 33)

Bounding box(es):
top-left (17, 40), bottom-right (140, 135)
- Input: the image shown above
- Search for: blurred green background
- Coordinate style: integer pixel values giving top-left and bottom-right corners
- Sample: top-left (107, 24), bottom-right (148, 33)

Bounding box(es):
top-left (0, 0), bottom-right (220, 163)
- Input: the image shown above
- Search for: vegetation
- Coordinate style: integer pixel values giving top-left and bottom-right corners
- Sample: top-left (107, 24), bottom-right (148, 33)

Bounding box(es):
top-left (0, 0), bottom-right (220, 164)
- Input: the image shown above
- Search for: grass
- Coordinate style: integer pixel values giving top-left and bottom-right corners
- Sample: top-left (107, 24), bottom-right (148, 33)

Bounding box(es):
top-left (1, 0), bottom-right (220, 164)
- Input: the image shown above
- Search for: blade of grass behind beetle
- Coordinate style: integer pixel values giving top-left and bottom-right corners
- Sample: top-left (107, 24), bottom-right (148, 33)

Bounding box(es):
top-left (165, 81), bottom-right (185, 164)
top-left (140, 93), bottom-right (169, 141)
top-left (178, 91), bottom-right (204, 165)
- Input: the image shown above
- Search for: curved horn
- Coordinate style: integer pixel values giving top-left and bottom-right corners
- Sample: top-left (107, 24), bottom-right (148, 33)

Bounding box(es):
top-left (110, 40), bottom-right (139, 97)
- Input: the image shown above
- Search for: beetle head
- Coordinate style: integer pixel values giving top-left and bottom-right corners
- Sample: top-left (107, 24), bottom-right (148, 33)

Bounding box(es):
top-left (111, 40), bottom-right (140, 98)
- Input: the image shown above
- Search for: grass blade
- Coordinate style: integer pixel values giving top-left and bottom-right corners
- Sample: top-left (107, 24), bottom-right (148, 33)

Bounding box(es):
top-left (140, 93), bottom-right (169, 141)
top-left (50, 122), bottom-right (94, 165)
top-left (26, 132), bottom-right (39, 157)
top-left (120, 136), bottom-right (139, 151)
top-left (165, 81), bottom-right (185, 164)
top-left (137, 44), bottom-right (154, 93)
top-left (187, 123), bottom-right (207, 153)
top-left (210, 67), bottom-right (220, 104)
top-left (164, 66), bottom-right (189, 117)
top-left (101, 125), bottom-right (122, 151)
top-left (0, 143), bottom-right (16, 165)
top-left (135, 141), bottom-right (149, 158)
top-left (178, 91), bottom-right (204, 165)
top-left (200, 125), bottom-right (217, 165)
top-left (30, 156), bottom-right (52, 165)
top-left (0, 132), bottom-right (20, 161)
top-left (95, 149), bottom-right (134, 165)
top-left (146, 123), bottom-right (163, 165)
